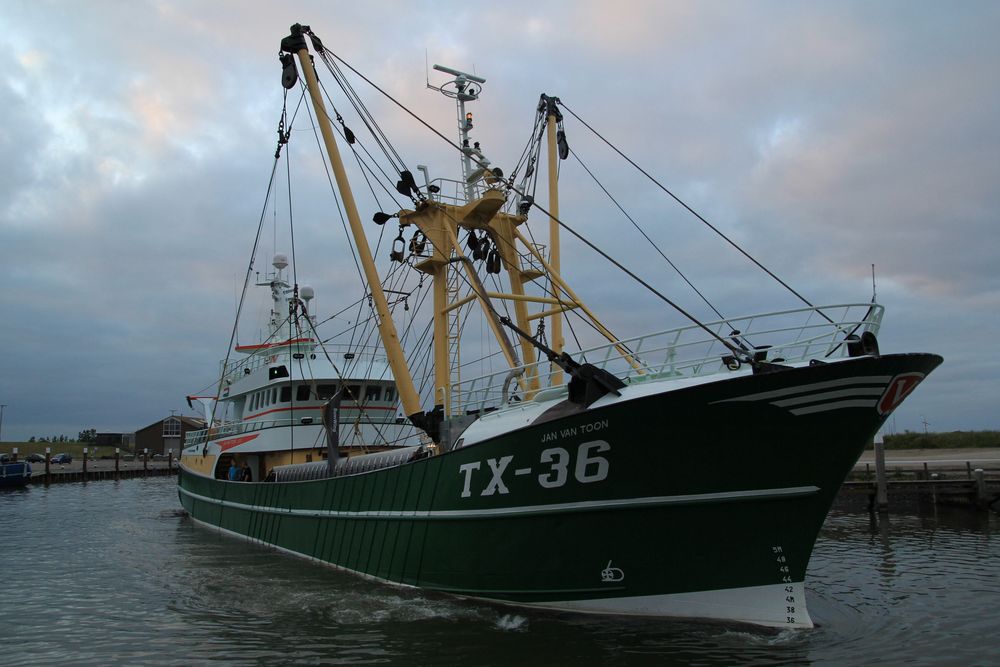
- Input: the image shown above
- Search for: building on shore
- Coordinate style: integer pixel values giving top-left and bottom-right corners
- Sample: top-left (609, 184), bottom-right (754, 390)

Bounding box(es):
top-left (135, 416), bottom-right (205, 456)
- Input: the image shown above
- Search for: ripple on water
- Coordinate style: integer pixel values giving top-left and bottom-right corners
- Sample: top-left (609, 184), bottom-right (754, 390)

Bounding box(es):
top-left (1, 480), bottom-right (998, 666)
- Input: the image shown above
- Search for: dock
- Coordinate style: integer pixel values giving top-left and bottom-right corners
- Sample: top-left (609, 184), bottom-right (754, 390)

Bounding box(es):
top-left (23, 455), bottom-right (177, 484)
top-left (843, 447), bottom-right (1000, 512)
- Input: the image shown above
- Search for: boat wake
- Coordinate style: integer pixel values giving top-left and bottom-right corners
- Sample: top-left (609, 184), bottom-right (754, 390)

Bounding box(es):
top-left (494, 614), bottom-right (529, 631)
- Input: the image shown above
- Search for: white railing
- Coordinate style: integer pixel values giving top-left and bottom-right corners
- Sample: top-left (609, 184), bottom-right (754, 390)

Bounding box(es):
top-left (220, 343), bottom-right (390, 385)
top-left (426, 177), bottom-right (471, 206)
top-left (450, 303), bottom-right (884, 414)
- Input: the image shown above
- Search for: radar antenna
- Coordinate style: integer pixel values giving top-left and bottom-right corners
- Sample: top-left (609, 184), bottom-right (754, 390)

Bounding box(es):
top-left (427, 63), bottom-right (489, 201)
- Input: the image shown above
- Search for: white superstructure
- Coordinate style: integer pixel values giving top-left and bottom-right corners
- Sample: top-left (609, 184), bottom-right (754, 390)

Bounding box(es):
top-left (181, 255), bottom-right (419, 481)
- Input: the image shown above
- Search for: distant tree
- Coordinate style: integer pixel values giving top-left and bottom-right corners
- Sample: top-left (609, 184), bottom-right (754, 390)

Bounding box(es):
top-left (78, 429), bottom-right (97, 443)
top-left (28, 436), bottom-right (35, 443)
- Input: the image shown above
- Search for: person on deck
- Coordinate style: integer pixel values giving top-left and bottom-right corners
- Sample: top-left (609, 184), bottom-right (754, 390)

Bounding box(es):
top-left (241, 463), bottom-right (252, 482)
top-left (228, 460), bottom-right (239, 481)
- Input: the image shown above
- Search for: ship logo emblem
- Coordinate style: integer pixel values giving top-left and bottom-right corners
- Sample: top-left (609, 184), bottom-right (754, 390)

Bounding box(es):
top-left (877, 373), bottom-right (925, 415)
top-left (601, 560), bottom-right (625, 583)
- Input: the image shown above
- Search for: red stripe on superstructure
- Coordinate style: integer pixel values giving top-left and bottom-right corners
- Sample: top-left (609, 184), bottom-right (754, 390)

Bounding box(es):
top-left (216, 434), bottom-right (260, 452)
top-left (235, 338), bottom-right (314, 352)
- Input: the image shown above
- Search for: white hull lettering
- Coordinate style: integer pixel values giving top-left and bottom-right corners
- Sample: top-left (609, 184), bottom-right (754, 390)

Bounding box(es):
top-left (461, 440), bottom-right (613, 497)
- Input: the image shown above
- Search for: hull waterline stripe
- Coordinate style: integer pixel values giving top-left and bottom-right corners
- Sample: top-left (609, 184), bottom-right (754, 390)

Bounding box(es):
top-left (177, 484), bottom-right (820, 521)
top-left (711, 375), bottom-right (892, 403)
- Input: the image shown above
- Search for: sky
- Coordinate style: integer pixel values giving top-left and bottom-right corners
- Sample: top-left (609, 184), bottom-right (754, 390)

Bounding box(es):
top-left (1, 0), bottom-right (998, 441)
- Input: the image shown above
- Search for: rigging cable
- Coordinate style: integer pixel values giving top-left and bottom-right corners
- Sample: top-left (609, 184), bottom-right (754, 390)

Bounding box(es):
top-left (320, 48), bottom-right (751, 361)
top-left (556, 99), bottom-right (836, 327)
top-left (568, 146), bottom-right (730, 324)
top-left (210, 138), bottom-right (288, 425)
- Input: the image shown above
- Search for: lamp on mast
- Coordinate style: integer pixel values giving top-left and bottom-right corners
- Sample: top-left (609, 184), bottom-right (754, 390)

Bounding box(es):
top-left (429, 64), bottom-right (488, 202)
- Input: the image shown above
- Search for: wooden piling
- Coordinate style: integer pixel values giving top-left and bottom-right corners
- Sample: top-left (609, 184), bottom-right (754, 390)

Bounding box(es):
top-left (974, 468), bottom-right (987, 507)
top-left (874, 437), bottom-right (888, 512)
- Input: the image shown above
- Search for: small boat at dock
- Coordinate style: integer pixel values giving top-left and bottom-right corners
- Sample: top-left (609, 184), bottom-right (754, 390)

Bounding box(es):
top-left (0, 460), bottom-right (32, 488)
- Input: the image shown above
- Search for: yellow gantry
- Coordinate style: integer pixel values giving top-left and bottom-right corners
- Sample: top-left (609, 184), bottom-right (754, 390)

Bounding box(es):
top-left (399, 191), bottom-right (536, 411)
top-left (297, 33), bottom-right (636, 426)
top-left (400, 186), bottom-right (641, 415)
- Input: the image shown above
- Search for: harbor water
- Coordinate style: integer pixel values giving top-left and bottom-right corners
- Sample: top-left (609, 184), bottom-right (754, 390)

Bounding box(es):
top-left (1, 477), bottom-right (997, 666)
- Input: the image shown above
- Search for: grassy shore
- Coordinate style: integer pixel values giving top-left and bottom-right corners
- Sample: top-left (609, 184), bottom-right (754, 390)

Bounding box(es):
top-left (883, 431), bottom-right (1000, 450)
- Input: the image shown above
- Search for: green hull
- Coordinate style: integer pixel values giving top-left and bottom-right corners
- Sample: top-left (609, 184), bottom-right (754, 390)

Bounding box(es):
top-left (178, 353), bottom-right (941, 627)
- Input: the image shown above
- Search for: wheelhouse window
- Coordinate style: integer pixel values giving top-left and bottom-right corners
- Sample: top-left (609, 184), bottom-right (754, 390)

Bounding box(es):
top-left (280, 386), bottom-right (291, 403)
top-left (317, 384), bottom-right (339, 400)
top-left (365, 385), bottom-right (382, 401)
top-left (384, 387), bottom-right (396, 402)
top-left (344, 385), bottom-right (361, 402)
top-left (296, 384), bottom-right (310, 402)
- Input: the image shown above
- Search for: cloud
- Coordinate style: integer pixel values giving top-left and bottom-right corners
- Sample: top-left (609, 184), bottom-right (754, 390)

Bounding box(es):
top-left (0, 1), bottom-right (998, 439)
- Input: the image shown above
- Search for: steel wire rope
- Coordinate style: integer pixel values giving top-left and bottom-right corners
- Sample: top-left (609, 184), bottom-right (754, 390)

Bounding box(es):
top-left (515, 149), bottom-right (590, 360)
top-left (568, 146), bottom-right (731, 325)
top-left (321, 54), bottom-right (406, 175)
top-left (346, 261), bottom-right (416, 398)
top-left (312, 56), bottom-right (558, 396)
top-left (297, 262), bottom-right (417, 446)
top-left (303, 48), bottom-right (747, 415)
top-left (321, 255), bottom-right (428, 446)
top-left (505, 108), bottom-right (547, 205)
top-left (282, 143), bottom-right (299, 458)
top-left (297, 77), bottom-right (409, 363)
top-left (205, 89), bottom-right (312, 424)
top-left (317, 50), bottom-right (410, 179)
top-left (325, 55), bottom-right (409, 176)
top-left (294, 90), bottom-right (416, 447)
top-left (556, 100), bottom-right (838, 328)
top-left (318, 76), bottom-right (411, 208)
top-left (300, 311), bottom-right (396, 449)
top-left (210, 158), bottom-right (284, 427)
top-left (318, 50), bottom-right (771, 360)
top-left (332, 76), bottom-right (636, 367)
top-left (297, 79), bottom-right (369, 304)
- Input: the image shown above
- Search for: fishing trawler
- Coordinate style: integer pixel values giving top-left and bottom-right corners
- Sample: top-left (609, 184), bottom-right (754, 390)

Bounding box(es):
top-left (178, 23), bottom-right (942, 628)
